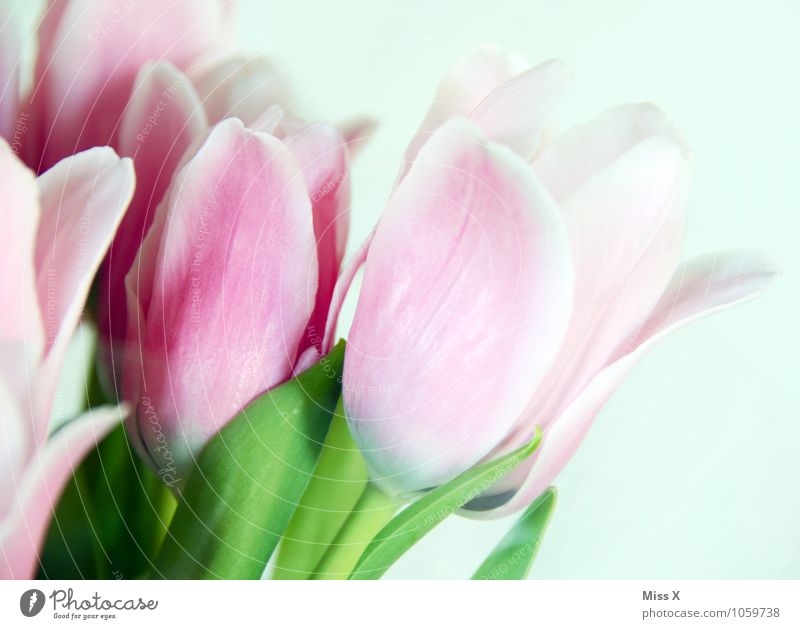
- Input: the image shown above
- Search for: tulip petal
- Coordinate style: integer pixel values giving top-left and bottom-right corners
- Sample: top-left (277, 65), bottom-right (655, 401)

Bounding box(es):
top-left (398, 45), bottom-right (530, 182)
top-left (99, 62), bottom-right (207, 348)
top-left (126, 119), bottom-right (317, 470)
top-left (0, 404), bottom-right (126, 579)
top-left (34, 148), bottom-right (134, 434)
top-left (0, 139), bottom-right (42, 356)
top-left (250, 104), bottom-right (284, 134)
top-left (520, 130), bottom-right (691, 440)
top-left (534, 102), bottom-right (688, 202)
top-left (294, 225), bottom-right (376, 376)
top-left (190, 54), bottom-right (293, 126)
top-left (479, 250), bottom-right (777, 518)
top-left (322, 227), bottom-right (375, 356)
top-left (29, 0), bottom-right (227, 171)
top-left (0, 359), bottom-right (30, 515)
top-left (344, 118), bottom-right (573, 494)
top-left (0, 3), bottom-right (21, 139)
top-left (469, 59), bottom-right (572, 160)
top-left (280, 119), bottom-right (350, 357)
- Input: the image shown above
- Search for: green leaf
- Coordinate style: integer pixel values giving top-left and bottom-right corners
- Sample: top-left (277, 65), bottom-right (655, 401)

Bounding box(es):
top-left (39, 425), bottom-right (176, 580)
top-left (272, 402), bottom-right (369, 579)
top-left (349, 428), bottom-right (542, 580)
top-left (154, 341), bottom-right (344, 579)
top-left (39, 354), bottom-right (176, 580)
top-left (472, 487), bottom-right (557, 580)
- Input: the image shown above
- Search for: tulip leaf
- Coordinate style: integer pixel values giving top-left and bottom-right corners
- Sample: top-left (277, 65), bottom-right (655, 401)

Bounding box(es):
top-left (348, 428), bottom-right (542, 580)
top-left (472, 487), bottom-right (557, 580)
top-left (39, 424), bottom-right (176, 580)
top-left (154, 341), bottom-right (344, 579)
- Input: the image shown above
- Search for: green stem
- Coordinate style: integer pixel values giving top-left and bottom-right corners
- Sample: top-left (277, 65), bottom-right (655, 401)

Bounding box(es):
top-left (86, 356), bottom-right (110, 408)
top-left (272, 400), bottom-right (368, 579)
top-left (311, 484), bottom-right (398, 580)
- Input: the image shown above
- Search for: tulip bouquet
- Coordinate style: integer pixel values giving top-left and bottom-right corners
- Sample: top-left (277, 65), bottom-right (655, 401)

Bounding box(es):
top-left (0, 0), bottom-right (776, 581)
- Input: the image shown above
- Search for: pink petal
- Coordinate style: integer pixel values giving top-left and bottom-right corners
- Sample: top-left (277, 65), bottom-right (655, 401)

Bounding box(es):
top-left (534, 102), bottom-right (688, 202)
top-left (0, 359), bottom-right (30, 515)
top-left (0, 139), bottom-right (42, 356)
top-left (469, 59), bottom-right (572, 160)
top-left (98, 62), bottom-right (207, 349)
top-left (0, 404), bottom-right (127, 579)
top-left (279, 119), bottom-right (350, 358)
top-left (28, 0), bottom-right (227, 171)
top-left (520, 122), bottom-right (691, 442)
top-left (294, 225), bottom-right (376, 376)
top-left (344, 118), bottom-right (573, 494)
top-left (190, 53), bottom-right (293, 126)
top-left (478, 251), bottom-right (777, 518)
top-left (398, 45), bottom-right (530, 183)
top-left (34, 148), bottom-right (134, 434)
top-left (0, 3), bottom-right (21, 139)
top-left (322, 227), bottom-right (376, 356)
top-left (250, 104), bottom-right (285, 134)
top-left (125, 118), bottom-right (317, 471)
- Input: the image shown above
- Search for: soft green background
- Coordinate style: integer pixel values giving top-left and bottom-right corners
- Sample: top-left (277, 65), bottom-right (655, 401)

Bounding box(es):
top-left (229, 0), bottom-right (799, 578)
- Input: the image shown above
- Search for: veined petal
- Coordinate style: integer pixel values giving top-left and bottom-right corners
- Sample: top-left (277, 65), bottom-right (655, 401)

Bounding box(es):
top-left (615, 251), bottom-right (779, 358)
top-left (344, 118), bottom-right (573, 495)
top-left (127, 118), bottom-right (317, 471)
top-left (34, 148), bottom-right (134, 435)
top-left (476, 250), bottom-right (777, 518)
top-left (398, 45), bottom-right (530, 183)
top-left (0, 404), bottom-right (126, 579)
top-left (99, 62), bottom-right (207, 347)
top-left (190, 53), bottom-right (293, 126)
top-left (28, 0), bottom-right (227, 171)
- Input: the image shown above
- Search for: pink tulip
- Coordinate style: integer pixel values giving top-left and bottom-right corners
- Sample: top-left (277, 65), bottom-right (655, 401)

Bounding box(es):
top-left (0, 137), bottom-right (134, 578)
top-left (0, 0), bottom-right (233, 357)
top-left (2, 2), bottom-right (354, 370)
top-left (22, 0), bottom-right (234, 173)
top-left (341, 47), bottom-right (777, 514)
top-left (101, 57), bottom-right (351, 384)
top-left (123, 117), bottom-right (330, 477)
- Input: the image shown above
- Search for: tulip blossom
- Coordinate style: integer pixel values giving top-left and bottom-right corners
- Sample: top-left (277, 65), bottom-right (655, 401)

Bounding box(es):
top-left (75, 25), bottom-right (350, 367)
top-left (123, 118), bottom-right (326, 476)
top-left (21, 0), bottom-right (234, 173)
top-left (0, 138), bottom-right (134, 578)
top-left (100, 58), bottom-right (351, 365)
top-left (341, 47), bottom-right (777, 514)
top-left (0, 0), bottom-right (353, 370)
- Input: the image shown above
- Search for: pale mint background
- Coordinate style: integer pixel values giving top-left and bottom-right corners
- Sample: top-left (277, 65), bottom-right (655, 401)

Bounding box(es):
top-left (25, 0), bottom-right (799, 578)
top-left (229, 0), bottom-right (800, 578)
